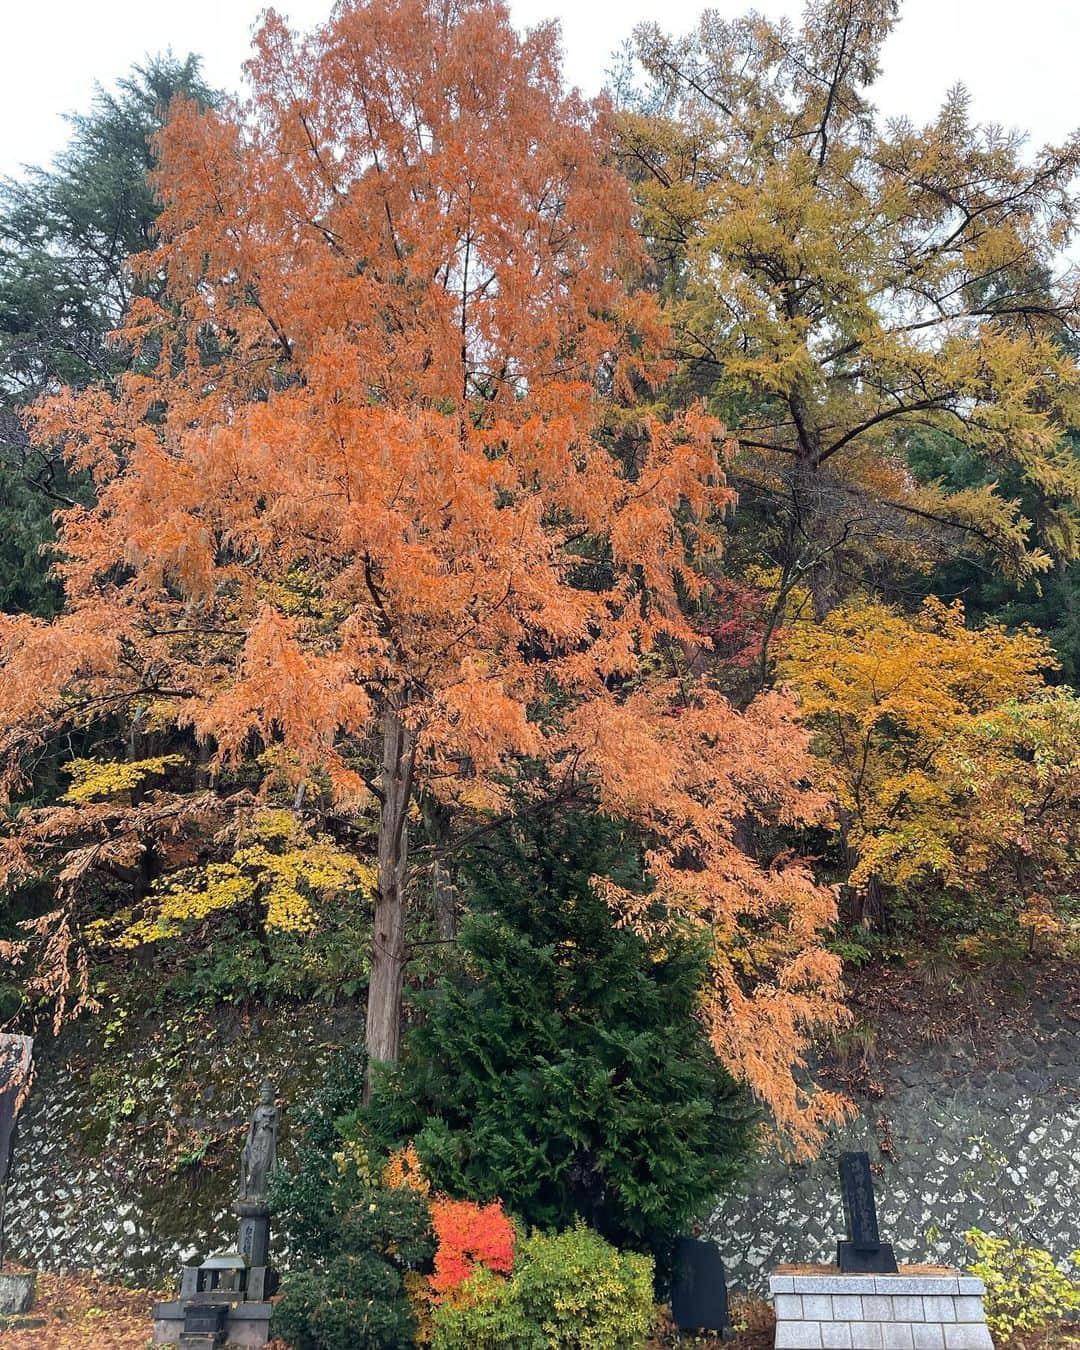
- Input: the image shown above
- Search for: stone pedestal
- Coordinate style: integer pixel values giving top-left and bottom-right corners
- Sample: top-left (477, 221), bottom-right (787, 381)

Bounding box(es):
top-left (770, 1269), bottom-right (993, 1349)
top-left (0, 1271), bottom-right (34, 1316)
top-left (153, 1257), bottom-right (276, 1346)
top-left (151, 1296), bottom-right (273, 1347)
top-left (151, 1083), bottom-right (279, 1348)
top-left (235, 1202), bottom-right (270, 1269)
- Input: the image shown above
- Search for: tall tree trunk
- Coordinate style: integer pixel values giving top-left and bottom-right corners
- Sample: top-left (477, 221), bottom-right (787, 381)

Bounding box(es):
top-left (366, 708), bottom-right (415, 1072)
top-left (854, 874), bottom-right (886, 931)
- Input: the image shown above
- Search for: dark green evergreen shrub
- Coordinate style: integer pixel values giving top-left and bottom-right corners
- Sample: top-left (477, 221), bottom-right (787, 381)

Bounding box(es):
top-left (272, 1253), bottom-right (418, 1350)
top-left (368, 811), bottom-right (754, 1264)
top-left (270, 1047), bottom-right (434, 1350)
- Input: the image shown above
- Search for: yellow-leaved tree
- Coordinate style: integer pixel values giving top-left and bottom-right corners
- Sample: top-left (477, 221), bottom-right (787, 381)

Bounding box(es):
top-left (624, 0), bottom-right (1080, 639)
top-left (782, 597), bottom-right (1080, 944)
top-left (947, 690), bottom-right (1080, 957)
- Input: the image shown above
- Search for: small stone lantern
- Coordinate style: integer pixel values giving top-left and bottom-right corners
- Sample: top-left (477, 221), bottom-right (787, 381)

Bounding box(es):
top-left (195, 1249), bottom-right (248, 1295)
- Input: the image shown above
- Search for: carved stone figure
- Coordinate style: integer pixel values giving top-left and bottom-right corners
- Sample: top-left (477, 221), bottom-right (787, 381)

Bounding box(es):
top-left (238, 1080), bottom-right (278, 1204)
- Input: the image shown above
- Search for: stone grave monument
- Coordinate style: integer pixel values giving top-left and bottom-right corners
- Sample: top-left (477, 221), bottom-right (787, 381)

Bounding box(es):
top-left (152, 1080), bottom-right (280, 1347)
top-left (837, 1150), bottom-right (897, 1274)
top-left (670, 1235), bottom-right (732, 1338)
top-left (770, 1149), bottom-right (994, 1348)
top-left (0, 1034), bottom-right (36, 1321)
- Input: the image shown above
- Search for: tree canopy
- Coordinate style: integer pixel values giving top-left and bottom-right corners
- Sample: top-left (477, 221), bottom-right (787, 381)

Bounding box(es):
top-left (624, 0), bottom-right (1080, 625)
top-left (0, 0), bottom-right (848, 1151)
top-left (0, 55), bottom-right (216, 618)
top-left (0, 0), bottom-right (1076, 1192)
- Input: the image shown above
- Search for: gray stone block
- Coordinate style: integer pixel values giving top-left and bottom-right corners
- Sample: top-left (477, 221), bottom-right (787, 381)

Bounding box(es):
top-left (881, 1326), bottom-right (915, 1349)
top-left (771, 1275), bottom-right (797, 1293)
top-left (775, 1322), bottom-right (823, 1349)
top-left (922, 1297), bottom-right (957, 1322)
top-left (863, 1295), bottom-right (894, 1321)
top-left (848, 1322), bottom-right (884, 1348)
top-left (832, 1295), bottom-right (864, 1320)
top-left (0, 1274), bottom-right (35, 1316)
top-left (942, 1326), bottom-right (994, 1350)
top-left (953, 1297), bottom-right (986, 1323)
top-left (912, 1328), bottom-right (945, 1350)
top-left (876, 1278), bottom-right (960, 1295)
top-left (794, 1276), bottom-right (877, 1294)
top-left (775, 1294), bottom-right (803, 1320)
top-left (956, 1278), bottom-right (985, 1296)
top-left (892, 1296), bottom-right (926, 1321)
top-left (820, 1322), bottom-right (853, 1349)
top-left (804, 1294), bottom-right (834, 1320)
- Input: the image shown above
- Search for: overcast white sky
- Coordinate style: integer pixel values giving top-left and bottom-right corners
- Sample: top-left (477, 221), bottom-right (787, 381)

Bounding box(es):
top-left (2, 0), bottom-right (1078, 181)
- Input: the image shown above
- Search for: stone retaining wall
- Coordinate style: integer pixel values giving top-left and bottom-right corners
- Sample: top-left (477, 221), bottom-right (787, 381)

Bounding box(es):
top-left (769, 1272), bottom-right (992, 1349)
top-left (708, 1002), bottom-right (1079, 1292)
top-left (3, 1008), bottom-right (355, 1281)
top-left (3, 992), bottom-right (1077, 1289)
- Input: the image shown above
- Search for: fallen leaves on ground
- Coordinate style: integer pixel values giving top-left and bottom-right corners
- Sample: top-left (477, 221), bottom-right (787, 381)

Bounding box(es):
top-left (649, 1293), bottom-right (776, 1349)
top-left (0, 1270), bottom-right (160, 1348)
top-left (3, 1270), bottom-right (1076, 1348)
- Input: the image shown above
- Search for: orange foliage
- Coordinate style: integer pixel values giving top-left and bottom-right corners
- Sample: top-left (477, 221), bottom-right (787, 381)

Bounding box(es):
top-left (0, 0), bottom-right (846, 1148)
top-left (428, 1197), bottom-right (516, 1300)
top-left (383, 1143), bottom-right (431, 1196)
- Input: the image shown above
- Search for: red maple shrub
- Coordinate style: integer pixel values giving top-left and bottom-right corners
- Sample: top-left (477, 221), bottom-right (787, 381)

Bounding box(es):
top-left (429, 1197), bottom-right (516, 1300)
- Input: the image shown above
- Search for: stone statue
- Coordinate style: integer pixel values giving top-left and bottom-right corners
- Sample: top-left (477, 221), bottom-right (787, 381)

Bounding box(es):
top-left (238, 1080), bottom-right (278, 1204)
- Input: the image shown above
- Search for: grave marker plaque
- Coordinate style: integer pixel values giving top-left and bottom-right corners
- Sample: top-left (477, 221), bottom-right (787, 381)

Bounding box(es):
top-left (836, 1150), bottom-right (897, 1274)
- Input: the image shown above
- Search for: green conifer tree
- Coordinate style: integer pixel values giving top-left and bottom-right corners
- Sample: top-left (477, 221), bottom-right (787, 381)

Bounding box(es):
top-left (369, 810), bottom-right (755, 1263)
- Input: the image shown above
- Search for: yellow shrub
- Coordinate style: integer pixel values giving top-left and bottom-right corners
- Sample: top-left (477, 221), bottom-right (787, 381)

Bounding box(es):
top-left (965, 1228), bottom-right (1080, 1340)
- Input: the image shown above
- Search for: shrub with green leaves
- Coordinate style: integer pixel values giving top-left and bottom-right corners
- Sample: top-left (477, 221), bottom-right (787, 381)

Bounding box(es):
top-left (431, 1266), bottom-right (546, 1350)
top-left (273, 1252), bottom-right (421, 1350)
top-left (270, 1049), bottom-right (435, 1350)
top-left (965, 1228), bottom-right (1080, 1341)
top-left (514, 1224), bottom-right (655, 1348)
top-left (430, 1224), bottom-right (655, 1350)
top-left (368, 810), bottom-right (754, 1265)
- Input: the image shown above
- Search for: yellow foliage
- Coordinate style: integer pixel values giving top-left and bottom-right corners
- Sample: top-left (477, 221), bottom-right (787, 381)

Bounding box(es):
top-left (117, 812), bottom-right (375, 946)
top-left (62, 756), bottom-right (185, 804)
top-left (946, 689), bottom-right (1080, 950)
top-left (965, 1229), bottom-right (1080, 1340)
top-left (626, 6), bottom-right (1080, 582)
top-left (783, 598), bottom-right (1052, 893)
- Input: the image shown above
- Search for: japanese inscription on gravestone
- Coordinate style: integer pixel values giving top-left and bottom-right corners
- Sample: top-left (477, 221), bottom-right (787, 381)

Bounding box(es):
top-left (836, 1150), bottom-right (897, 1274)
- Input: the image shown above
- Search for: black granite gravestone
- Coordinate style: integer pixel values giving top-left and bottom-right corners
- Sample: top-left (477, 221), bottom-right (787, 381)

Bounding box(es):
top-left (671, 1237), bottom-right (731, 1336)
top-left (836, 1150), bottom-right (897, 1273)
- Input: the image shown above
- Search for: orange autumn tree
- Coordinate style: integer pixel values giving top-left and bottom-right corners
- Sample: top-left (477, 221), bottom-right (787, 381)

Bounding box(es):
top-left (0, 0), bottom-right (845, 1146)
